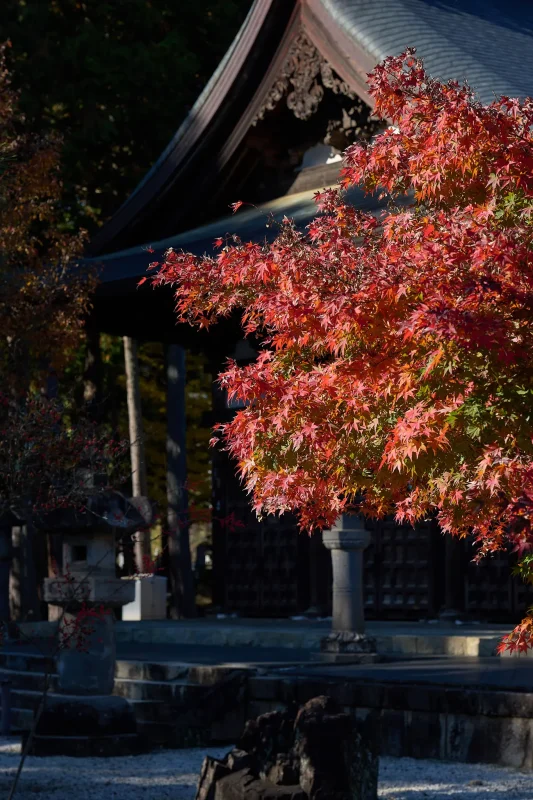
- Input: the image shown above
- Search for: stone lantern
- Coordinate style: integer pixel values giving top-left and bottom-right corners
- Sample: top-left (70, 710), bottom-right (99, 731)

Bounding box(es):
top-left (320, 514), bottom-right (380, 663)
top-left (33, 492), bottom-right (146, 756)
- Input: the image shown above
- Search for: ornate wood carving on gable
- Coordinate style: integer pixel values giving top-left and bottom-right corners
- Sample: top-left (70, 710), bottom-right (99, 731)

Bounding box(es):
top-left (252, 30), bottom-right (356, 124)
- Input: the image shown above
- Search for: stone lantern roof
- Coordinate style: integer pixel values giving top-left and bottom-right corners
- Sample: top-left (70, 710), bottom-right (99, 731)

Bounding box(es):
top-left (35, 491), bottom-right (148, 536)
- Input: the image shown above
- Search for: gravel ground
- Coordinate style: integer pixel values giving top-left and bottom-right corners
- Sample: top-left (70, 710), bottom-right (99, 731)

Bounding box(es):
top-left (0, 739), bottom-right (532, 799)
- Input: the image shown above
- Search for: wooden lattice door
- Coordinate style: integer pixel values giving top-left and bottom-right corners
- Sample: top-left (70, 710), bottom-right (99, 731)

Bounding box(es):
top-left (212, 450), bottom-right (309, 615)
top-left (464, 540), bottom-right (533, 619)
top-left (363, 517), bottom-right (439, 618)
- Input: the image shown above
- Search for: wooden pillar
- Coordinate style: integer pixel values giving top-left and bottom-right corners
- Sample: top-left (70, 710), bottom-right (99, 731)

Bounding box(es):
top-left (166, 344), bottom-right (196, 618)
top-left (123, 336), bottom-right (150, 573)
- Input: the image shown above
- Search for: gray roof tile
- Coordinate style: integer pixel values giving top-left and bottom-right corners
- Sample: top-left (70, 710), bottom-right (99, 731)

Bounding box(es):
top-left (321, 0), bottom-right (533, 103)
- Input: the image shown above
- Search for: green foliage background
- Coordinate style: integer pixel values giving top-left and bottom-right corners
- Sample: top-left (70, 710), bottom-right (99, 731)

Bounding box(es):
top-left (2, 0), bottom-right (252, 233)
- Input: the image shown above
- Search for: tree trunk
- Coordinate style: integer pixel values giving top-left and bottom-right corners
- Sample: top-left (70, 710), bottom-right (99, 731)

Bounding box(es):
top-left (46, 532), bottom-right (62, 622)
top-left (123, 336), bottom-right (150, 573)
top-left (166, 344), bottom-right (196, 618)
top-left (0, 526), bottom-right (12, 625)
top-left (10, 523), bottom-right (40, 622)
top-left (9, 527), bottom-right (21, 622)
top-left (83, 327), bottom-right (103, 420)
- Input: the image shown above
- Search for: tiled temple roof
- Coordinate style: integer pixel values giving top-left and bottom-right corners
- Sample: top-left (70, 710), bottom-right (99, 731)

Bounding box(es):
top-left (322, 0), bottom-right (533, 104)
top-left (88, 0), bottom-right (533, 338)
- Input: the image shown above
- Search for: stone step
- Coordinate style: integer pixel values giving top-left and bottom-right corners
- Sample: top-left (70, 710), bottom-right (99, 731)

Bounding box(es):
top-left (115, 660), bottom-right (190, 682)
top-left (4, 674), bottom-right (246, 744)
top-left (129, 699), bottom-right (175, 723)
top-left (111, 620), bottom-right (505, 656)
top-left (113, 676), bottom-right (208, 702)
top-left (0, 651), bottom-right (55, 674)
top-left (11, 707), bottom-right (34, 731)
top-left (13, 619), bottom-right (511, 658)
top-left (6, 690), bottom-right (169, 734)
top-left (0, 652), bottom-right (214, 683)
top-left (0, 664), bottom-right (237, 708)
top-left (377, 634), bottom-right (501, 658)
top-left (187, 664), bottom-right (256, 685)
top-left (9, 689), bottom-right (171, 719)
top-left (0, 667), bottom-right (210, 704)
top-left (0, 668), bottom-right (58, 693)
top-left (116, 662), bottom-right (254, 685)
top-left (10, 689), bottom-right (44, 711)
top-left (7, 693), bottom-right (235, 745)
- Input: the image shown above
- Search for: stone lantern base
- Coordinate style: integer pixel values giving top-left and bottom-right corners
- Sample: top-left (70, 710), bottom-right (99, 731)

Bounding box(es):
top-left (27, 611), bottom-right (141, 756)
top-left (56, 613), bottom-right (117, 696)
top-left (27, 695), bottom-right (141, 757)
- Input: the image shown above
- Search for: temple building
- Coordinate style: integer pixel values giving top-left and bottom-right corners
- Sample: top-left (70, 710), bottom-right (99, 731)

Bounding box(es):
top-left (86, 0), bottom-right (533, 620)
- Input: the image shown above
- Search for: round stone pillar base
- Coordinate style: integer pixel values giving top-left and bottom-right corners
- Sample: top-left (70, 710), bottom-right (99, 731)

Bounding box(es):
top-left (318, 630), bottom-right (381, 664)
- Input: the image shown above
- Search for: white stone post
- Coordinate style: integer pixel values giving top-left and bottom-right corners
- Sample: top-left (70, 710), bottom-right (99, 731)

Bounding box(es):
top-left (320, 514), bottom-right (379, 662)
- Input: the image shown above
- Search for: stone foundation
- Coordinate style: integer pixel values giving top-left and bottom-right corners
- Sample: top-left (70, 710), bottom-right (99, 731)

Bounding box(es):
top-left (246, 676), bottom-right (533, 770)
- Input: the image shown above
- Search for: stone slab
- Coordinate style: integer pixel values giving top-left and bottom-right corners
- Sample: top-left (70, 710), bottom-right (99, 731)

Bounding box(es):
top-left (312, 652), bottom-right (382, 664)
top-left (44, 576), bottom-right (135, 607)
top-left (278, 657), bottom-right (533, 692)
top-left (16, 618), bottom-right (512, 659)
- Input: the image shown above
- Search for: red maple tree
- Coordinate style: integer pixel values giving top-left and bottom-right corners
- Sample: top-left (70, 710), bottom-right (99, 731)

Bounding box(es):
top-left (150, 50), bottom-right (533, 652)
